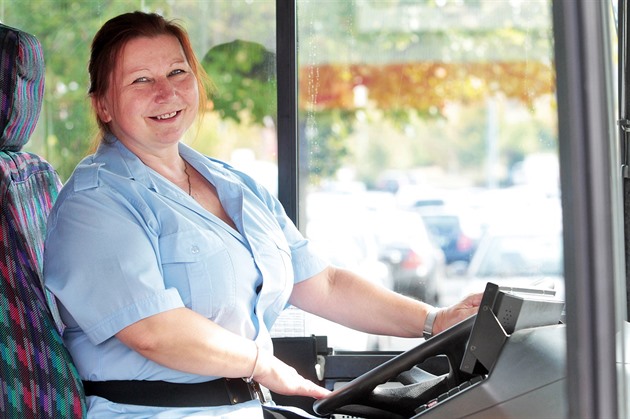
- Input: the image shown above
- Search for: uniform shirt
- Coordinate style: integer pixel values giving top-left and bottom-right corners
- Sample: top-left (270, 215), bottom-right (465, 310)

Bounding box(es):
top-left (44, 136), bottom-right (327, 396)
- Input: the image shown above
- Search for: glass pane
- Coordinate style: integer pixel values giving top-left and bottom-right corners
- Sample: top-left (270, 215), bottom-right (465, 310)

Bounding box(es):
top-left (295, 0), bottom-right (562, 351)
top-left (4, 0), bottom-right (277, 193)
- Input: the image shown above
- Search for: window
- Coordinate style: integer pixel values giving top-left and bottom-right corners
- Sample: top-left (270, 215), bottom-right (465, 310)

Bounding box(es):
top-left (292, 0), bottom-right (563, 351)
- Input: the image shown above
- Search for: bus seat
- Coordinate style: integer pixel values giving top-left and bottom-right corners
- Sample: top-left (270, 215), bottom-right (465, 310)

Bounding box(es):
top-left (0, 23), bottom-right (86, 418)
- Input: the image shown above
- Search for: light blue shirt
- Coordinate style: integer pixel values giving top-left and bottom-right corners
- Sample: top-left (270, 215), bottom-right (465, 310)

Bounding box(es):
top-left (44, 137), bottom-right (328, 391)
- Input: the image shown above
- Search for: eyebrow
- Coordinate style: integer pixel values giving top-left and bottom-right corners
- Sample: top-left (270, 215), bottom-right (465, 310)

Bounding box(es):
top-left (125, 58), bottom-right (189, 73)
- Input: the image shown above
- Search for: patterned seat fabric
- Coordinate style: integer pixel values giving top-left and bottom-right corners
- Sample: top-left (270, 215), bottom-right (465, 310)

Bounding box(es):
top-left (0, 24), bottom-right (86, 418)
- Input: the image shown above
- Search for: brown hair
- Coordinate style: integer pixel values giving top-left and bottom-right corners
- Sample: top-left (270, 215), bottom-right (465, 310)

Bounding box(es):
top-left (88, 11), bottom-right (211, 140)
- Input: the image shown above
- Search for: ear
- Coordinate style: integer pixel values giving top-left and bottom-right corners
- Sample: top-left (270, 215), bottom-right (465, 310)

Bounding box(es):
top-left (92, 96), bottom-right (112, 123)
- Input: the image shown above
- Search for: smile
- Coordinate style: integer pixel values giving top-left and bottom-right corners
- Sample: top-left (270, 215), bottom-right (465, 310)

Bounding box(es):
top-left (154, 111), bottom-right (178, 120)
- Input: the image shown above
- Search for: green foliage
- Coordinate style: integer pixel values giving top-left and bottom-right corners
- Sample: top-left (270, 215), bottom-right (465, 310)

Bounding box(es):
top-left (5, 0), bottom-right (557, 188)
top-left (201, 39), bottom-right (277, 125)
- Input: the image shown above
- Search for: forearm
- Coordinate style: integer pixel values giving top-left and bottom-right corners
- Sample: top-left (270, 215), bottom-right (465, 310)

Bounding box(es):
top-left (116, 307), bottom-right (330, 398)
top-left (116, 307), bottom-right (258, 379)
top-left (290, 266), bottom-right (431, 338)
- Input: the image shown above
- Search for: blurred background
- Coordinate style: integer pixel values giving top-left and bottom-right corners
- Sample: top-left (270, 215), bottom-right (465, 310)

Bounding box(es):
top-left (4, 0), bottom-right (562, 352)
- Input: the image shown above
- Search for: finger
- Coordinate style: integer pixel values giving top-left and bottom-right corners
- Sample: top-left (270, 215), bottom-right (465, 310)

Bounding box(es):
top-left (301, 381), bottom-right (331, 399)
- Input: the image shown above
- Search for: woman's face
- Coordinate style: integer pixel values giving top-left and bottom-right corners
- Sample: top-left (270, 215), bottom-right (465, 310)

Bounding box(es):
top-left (94, 34), bottom-right (199, 153)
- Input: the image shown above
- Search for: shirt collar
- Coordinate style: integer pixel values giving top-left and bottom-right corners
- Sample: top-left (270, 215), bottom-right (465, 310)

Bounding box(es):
top-left (93, 134), bottom-right (239, 195)
top-left (93, 134), bottom-right (155, 189)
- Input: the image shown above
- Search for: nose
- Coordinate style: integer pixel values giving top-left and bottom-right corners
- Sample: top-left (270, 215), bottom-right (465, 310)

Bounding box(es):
top-left (154, 77), bottom-right (176, 101)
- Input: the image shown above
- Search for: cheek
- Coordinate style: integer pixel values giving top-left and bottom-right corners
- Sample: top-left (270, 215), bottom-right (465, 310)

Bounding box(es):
top-left (116, 93), bottom-right (149, 117)
top-left (105, 98), bottom-right (145, 134)
top-left (179, 76), bottom-right (200, 104)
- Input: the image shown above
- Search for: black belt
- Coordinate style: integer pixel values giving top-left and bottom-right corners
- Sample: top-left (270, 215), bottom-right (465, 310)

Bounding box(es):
top-left (83, 378), bottom-right (270, 407)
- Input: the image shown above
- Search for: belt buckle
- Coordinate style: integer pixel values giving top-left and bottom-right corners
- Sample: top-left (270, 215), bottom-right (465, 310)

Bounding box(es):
top-left (245, 380), bottom-right (272, 404)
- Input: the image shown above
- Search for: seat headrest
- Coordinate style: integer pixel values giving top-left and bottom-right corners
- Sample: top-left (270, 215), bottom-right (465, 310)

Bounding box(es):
top-left (0, 23), bottom-right (44, 152)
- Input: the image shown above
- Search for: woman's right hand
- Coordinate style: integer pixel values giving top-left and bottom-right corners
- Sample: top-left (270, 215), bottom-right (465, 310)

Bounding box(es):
top-left (253, 350), bottom-right (330, 399)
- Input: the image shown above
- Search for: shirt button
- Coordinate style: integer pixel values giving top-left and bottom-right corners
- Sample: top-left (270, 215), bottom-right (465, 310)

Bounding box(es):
top-left (191, 245), bottom-right (200, 254)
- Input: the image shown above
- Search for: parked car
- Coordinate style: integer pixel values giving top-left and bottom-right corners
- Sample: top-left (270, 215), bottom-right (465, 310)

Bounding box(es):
top-left (462, 224), bottom-right (564, 302)
top-left (369, 209), bottom-right (446, 305)
top-left (415, 205), bottom-right (479, 266)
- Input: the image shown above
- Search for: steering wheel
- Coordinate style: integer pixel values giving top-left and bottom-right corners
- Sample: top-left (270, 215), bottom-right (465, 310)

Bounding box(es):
top-left (312, 315), bottom-right (476, 417)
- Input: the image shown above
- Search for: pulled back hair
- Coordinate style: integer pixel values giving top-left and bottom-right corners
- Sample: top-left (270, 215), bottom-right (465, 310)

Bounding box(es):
top-left (88, 11), bottom-right (211, 137)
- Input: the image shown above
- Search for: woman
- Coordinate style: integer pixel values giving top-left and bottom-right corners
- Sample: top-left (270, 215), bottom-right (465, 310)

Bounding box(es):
top-left (44, 11), bottom-right (481, 418)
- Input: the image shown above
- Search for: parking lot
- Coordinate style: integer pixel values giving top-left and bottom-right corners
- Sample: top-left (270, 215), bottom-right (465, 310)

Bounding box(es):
top-left (287, 184), bottom-right (564, 351)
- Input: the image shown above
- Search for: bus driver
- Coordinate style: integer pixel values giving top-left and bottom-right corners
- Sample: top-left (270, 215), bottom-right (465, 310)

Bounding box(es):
top-left (43, 11), bottom-right (481, 418)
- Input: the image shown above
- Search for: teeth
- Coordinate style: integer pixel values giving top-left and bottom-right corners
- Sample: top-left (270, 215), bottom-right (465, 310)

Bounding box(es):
top-left (156, 111), bottom-right (177, 120)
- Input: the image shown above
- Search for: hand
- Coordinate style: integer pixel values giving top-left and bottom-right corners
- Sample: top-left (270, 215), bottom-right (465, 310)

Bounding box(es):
top-left (253, 351), bottom-right (331, 399)
top-left (432, 292), bottom-right (482, 335)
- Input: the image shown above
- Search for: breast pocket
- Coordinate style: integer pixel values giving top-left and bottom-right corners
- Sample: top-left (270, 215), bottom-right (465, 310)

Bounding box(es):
top-left (159, 230), bottom-right (236, 318)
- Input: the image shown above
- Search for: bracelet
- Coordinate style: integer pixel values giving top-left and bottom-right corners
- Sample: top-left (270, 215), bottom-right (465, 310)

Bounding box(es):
top-left (244, 341), bottom-right (259, 383)
top-left (423, 307), bottom-right (440, 339)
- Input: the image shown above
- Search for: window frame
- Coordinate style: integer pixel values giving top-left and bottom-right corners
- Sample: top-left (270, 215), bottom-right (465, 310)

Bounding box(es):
top-left (276, 0), bottom-right (300, 226)
top-left (552, 1), bottom-right (620, 417)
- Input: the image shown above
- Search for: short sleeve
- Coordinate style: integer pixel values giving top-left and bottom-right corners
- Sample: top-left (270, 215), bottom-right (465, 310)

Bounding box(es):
top-left (254, 181), bottom-right (329, 283)
top-left (44, 188), bottom-right (184, 345)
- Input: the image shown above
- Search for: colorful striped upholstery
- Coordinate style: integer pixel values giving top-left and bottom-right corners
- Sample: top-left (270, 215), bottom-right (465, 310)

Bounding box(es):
top-left (0, 24), bottom-right (86, 418)
top-left (0, 24), bottom-right (44, 151)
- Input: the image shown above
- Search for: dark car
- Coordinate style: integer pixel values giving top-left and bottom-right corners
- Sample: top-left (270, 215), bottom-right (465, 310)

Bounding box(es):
top-left (415, 206), bottom-right (478, 266)
top-left (369, 209), bottom-right (446, 305)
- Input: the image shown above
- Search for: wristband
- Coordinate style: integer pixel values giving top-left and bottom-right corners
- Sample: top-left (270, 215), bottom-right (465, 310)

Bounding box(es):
top-left (423, 307), bottom-right (440, 339)
top-left (244, 341), bottom-right (259, 383)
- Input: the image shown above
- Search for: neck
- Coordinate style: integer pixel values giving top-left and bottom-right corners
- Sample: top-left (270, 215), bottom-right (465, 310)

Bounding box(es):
top-left (183, 160), bottom-right (192, 196)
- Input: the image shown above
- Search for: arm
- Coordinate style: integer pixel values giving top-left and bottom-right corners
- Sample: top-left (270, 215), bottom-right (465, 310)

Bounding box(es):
top-left (289, 266), bottom-right (482, 337)
top-left (115, 307), bottom-right (330, 399)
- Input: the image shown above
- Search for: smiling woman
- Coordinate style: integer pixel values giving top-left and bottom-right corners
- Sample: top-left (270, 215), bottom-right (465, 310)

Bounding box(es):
top-left (1, 1), bottom-right (627, 418)
top-left (86, 14), bottom-right (233, 225)
top-left (43, 11), bottom-right (333, 418)
top-left (93, 35), bottom-right (200, 150)
top-left (39, 9), bottom-right (480, 419)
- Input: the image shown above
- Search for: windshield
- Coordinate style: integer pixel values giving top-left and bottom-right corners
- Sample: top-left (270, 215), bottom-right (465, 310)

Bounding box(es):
top-left (472, 233), bottom-right (563, 278)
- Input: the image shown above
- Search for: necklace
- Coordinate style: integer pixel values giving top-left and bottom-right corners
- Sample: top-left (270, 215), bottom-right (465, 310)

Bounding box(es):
top-left (183, 161), bottom-right (192, 196)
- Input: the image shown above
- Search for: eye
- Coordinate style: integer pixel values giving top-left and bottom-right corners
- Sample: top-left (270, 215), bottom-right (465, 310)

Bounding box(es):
top-left (169, 69), bottom-right (186, 77)
top-left (132, 76), bottom-right (150, 84)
